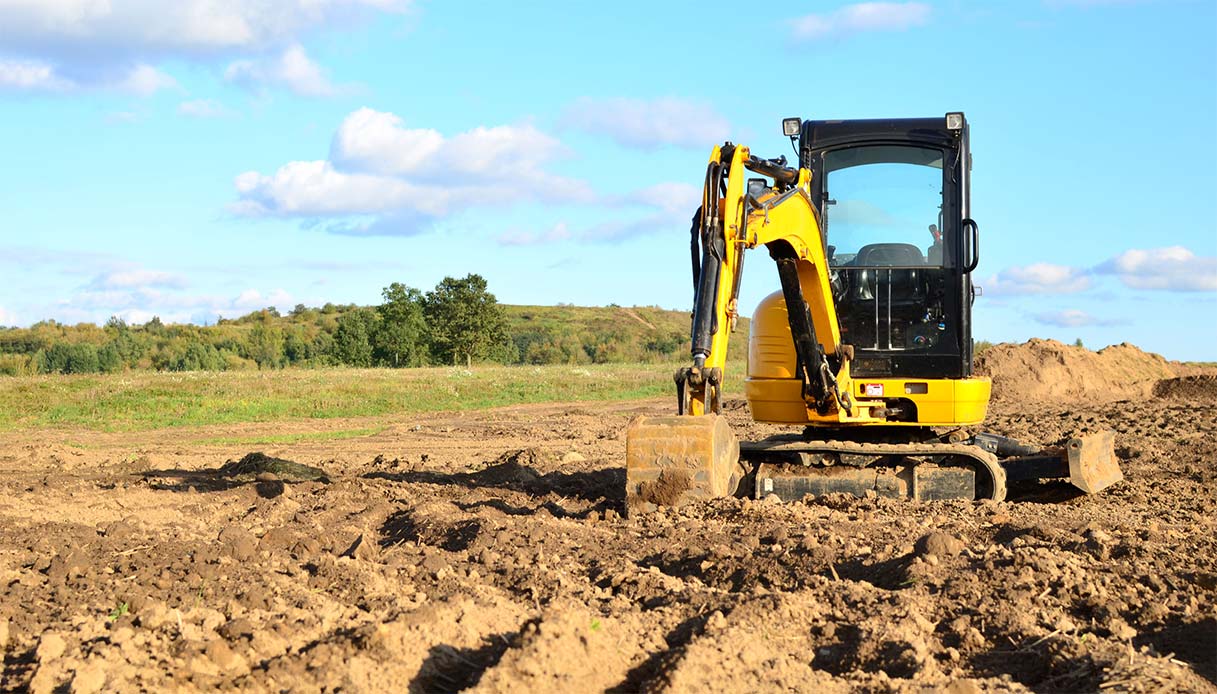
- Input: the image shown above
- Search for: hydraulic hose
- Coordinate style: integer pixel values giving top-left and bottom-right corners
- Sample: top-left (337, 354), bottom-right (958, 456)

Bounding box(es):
top-left (691, 159), bottom-right (726, 362)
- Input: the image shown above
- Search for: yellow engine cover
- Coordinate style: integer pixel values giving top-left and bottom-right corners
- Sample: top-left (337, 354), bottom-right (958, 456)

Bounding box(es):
top-left (744, 290), bottom-right (990, 427)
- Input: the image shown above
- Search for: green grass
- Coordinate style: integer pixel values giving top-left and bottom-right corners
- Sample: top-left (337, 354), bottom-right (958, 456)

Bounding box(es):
top-left (0, 363), bottom-right (747, 434)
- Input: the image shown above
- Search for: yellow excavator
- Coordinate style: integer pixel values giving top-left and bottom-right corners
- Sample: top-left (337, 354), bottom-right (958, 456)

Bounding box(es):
top-left (625, 113), bottom-right (1121, 513)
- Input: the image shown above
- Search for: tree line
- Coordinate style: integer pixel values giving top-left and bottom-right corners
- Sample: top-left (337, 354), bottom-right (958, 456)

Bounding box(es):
top-left (0, 274), bottom-right (700, 376)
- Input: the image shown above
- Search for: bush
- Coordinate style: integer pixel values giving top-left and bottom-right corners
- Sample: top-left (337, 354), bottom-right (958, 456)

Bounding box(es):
top-left (174, 342), bottom-right (226, 371)
top-left (39, 343), bottom-right (101, 374)
top-left (0, 353), bottom-right (32, 376)
top-left (98, 343), bottom-right (123, 373)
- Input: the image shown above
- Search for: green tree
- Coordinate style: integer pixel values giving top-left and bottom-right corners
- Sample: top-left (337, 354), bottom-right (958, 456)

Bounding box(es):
top-left (143, 316), bottom-right (165, 335)
top-left (39, 343), bottom-right (100, 374)
top-left (333, 308), bottom-right (376, 366)
top-left (247, 317), bottom-right (285, 369)
top-left (177, 342), bottom-right (225, 371)
top-left (104, 316), bottom-right (144, 366)
top-left (283, 327), bottom-right (310, 364)
top-left (423, 274), bottom-right (509, 367)
top-left (375, 282), bottom-right (427, 367)
top-left (98, 343), bottom-right (123, 373)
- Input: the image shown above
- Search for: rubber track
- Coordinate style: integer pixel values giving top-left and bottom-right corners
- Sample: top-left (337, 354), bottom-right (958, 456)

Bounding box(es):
top-left (740, 438), bottom-right (1007, 502)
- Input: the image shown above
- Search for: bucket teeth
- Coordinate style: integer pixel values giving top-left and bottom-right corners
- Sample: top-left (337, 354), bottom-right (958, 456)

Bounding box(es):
top-left (625, 414), bottom-right (741, 515)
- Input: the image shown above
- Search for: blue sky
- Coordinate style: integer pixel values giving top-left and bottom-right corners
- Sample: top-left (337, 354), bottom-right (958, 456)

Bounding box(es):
top-left (1, 0), bottom-right (1214, 359)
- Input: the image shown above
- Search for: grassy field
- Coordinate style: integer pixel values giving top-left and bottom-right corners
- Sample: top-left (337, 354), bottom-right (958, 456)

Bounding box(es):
top-left (0, 363), bottom-right (748, 433)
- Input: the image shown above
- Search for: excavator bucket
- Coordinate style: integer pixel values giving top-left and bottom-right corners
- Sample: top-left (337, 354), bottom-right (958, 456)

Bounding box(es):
top-left (1065, 430), bottom-right (1122, 494)
top-left (625, 414), bottom-right (742, 515)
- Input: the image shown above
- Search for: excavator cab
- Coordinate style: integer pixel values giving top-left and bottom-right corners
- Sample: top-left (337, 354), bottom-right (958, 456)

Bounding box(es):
top-left (806, 118), bottom-right (978, 380)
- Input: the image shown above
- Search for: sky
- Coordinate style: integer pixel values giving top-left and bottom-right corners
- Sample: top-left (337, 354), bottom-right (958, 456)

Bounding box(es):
top-left (0, 0), bottom-right (1214, 360)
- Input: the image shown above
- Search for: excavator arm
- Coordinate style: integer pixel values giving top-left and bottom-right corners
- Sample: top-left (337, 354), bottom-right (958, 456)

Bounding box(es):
top-left (627, 143), bottom-right (862, 513)
top-left (678, 143), bottom-right (850, 419)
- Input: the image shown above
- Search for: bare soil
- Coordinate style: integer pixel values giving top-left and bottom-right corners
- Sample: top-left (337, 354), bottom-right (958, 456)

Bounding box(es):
top-left (1, 346), bottom-right (1215, 692)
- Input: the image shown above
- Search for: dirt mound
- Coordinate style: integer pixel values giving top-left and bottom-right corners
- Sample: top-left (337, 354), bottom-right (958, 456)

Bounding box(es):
top-left (976, 339), bottom-right (1176, 404)
top-left (1154, 375), bottom-right (1217, 400)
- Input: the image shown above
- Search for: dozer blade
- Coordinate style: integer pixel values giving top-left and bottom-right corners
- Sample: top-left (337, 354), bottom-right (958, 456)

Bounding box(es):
top-left (1065, 430), bottom-right (1122, 494)
top-left (625, 414), bottom-right (741, 515)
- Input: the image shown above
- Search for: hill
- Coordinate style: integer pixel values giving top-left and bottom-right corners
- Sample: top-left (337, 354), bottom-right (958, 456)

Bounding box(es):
top-left (0, 303), bottom-right (750, 376)
top-left (504, 304), bottom-right (749, 366)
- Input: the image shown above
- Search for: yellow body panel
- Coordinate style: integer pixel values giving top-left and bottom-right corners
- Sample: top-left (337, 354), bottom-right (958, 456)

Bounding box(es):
top-left (746, 289), bottom-right (990, 427)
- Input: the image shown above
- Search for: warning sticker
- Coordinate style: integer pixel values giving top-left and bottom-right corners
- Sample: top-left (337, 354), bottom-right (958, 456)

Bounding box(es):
top-left (864, 383), bottom-right (884, 397)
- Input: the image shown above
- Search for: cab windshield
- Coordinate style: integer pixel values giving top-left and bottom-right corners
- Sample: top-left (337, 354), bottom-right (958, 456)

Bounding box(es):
top-left (824, 146), bottom-right (944, 268)
top-left (822, 145), bottom-right (950, 352)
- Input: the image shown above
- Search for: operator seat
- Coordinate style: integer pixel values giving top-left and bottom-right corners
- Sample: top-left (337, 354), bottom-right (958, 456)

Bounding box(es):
top-left (851, 243), bottom-right (925, 302)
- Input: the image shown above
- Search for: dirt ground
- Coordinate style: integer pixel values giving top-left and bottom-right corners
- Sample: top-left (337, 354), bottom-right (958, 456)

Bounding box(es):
top-left (1, 345), bottom-right (1215, 692)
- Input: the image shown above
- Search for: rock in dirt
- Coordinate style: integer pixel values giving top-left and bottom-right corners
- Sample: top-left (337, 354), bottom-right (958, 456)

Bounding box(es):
top-left (0, 617), bottom-right (8, 650)
top-left (916, 531), bottom-right (964, 558)
top-left (218, 526), bottom-right (258, 562)
top-left (219, 618), bottom-right (255, 641)
top-left (138, 602), bottom-right (174, 631)
top-left (101, 520), bottom-right (135, 541)
top-left (29, 665), bottom-right (61, 694)
top-left (36, 632), bottom-right (66, 662)
top-left (945, 680), bottom-right (981, 694)
top-left (206, 639), bottom-right (246, 673)
top-left (47, 550), bottom-right (87, 583)
top-left (470, 603), bottom-right (639, 693)
top-left (71, 662), bottom-right (106, 694)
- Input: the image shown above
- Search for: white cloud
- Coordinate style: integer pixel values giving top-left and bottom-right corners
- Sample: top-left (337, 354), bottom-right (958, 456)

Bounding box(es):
top-left (58, 284), bottom-right (297, 326)
top-left (0, 0), bottom-right (410, 93)
top-left (0, 59), bottom-right (68, 90)
top-left (498, 182), bottom-right (702, 246)
top-left (224, 44), bottom-right (344, 97)
top-left (0, 305), bottom-right (17, 326)
top-left (790, 2), bottom-right (930, 41)
top-left (178, 98), bottom-right (232, 118)
top-left (983, 262), bottom-right (1092, 295)
top-left (627, 182), bottom-right (701, 215)
top-left (233, 160), bottom-right (428, 216)
top-left (0, 0), bottom-right (410, 53)
top-left (114, 63), bottom-right (177, 95)
top-left (0, 58), bottom-right (176, 94)
top-left (1032, 309), bottom-right (1121, 328)
top-left (497, 222), bottom-right (572, 247)
top-left (88, 268), bottom-right (186, 290)
top-left (330, 108), bottom-right (572, 186)
top-left (234, 108), bottom-right (592, 231)
top-left (231, 288), bottom-right (293, 311)
top-left (330, 108), bottom-right (444, 175)
top-left (560, 97), bottom-right (731, 150)
top-left (1094, 246), bottom-right (1217, 292)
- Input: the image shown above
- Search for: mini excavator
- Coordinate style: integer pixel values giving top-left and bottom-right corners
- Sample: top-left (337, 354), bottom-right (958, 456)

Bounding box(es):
top-left (625, 113), bottom-right (1122, 512)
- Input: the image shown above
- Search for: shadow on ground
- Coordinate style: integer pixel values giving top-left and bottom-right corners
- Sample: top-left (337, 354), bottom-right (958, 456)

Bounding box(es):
top-left (139, 469), bottom-right (290, 498)
top-left (364, 461), bottom-right (624, 505)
